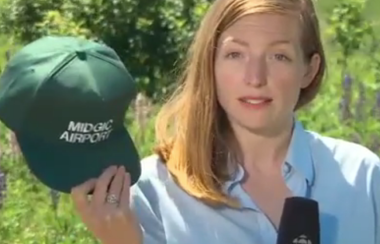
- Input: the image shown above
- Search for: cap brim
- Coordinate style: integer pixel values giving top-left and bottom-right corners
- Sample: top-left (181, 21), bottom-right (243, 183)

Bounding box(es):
top-left (15, 128), bottom-right (141, 193)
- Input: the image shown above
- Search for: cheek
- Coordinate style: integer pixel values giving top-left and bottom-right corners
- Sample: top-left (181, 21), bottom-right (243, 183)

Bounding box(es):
top-left (215, 69), bottom-right (238, 107)
top-left (269, 68), bottom-right (303, 107)
top-left (270, 66), bottom-right (303, 92)
top-left (214, 62), bottom-right (244, 95)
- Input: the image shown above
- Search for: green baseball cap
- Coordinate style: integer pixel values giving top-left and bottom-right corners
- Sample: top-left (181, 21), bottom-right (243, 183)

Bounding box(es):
top-left (0, 36), bottom-right (141, 193)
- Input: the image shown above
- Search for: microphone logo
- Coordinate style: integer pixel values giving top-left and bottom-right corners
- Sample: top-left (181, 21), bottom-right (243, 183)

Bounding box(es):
top-left (292, 234), bottom-right (312, 244)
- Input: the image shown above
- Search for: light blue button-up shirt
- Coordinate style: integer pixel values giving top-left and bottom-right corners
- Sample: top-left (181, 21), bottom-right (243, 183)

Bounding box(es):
top-left (130, 121), bottom-right (380, 244)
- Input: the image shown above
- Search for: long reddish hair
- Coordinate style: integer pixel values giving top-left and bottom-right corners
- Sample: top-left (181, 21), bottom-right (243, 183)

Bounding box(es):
top-left (155, 0), bottom-right (326, 208)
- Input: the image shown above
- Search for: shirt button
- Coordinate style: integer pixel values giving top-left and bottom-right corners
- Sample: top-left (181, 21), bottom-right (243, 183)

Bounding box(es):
top-left (283, 162), bottom-right (292, 175)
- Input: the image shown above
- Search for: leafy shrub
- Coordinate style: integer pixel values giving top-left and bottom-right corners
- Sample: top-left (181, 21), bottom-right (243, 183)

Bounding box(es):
top-left (1, 0), bottom-right (380, 243)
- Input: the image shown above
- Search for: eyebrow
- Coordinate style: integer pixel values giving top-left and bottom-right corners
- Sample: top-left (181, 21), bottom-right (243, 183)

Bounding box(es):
top-left (223, 37), bottom-right (292, 47)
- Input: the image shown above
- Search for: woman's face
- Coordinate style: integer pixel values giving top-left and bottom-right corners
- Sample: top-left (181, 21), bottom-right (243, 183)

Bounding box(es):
top-left (214, 13), bottom-right (320, 134)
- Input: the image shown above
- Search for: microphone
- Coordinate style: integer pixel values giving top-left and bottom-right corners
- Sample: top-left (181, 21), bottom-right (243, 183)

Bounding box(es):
top-left (276, 197), bottom-right (320, 244)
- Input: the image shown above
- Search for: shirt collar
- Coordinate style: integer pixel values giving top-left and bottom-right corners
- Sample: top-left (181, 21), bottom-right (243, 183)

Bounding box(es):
top-left (285, 120), bottom-right (315, 185)
top-left (225, 120), bottom-right (315, 189)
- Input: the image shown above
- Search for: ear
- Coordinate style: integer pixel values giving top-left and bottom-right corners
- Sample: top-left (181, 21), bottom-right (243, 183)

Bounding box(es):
top-left (301, 53), bottom-right (321, 89)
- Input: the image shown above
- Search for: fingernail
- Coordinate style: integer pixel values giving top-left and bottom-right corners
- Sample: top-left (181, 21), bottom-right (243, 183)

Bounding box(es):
top-left (105, 166), bottom-right (117, 172)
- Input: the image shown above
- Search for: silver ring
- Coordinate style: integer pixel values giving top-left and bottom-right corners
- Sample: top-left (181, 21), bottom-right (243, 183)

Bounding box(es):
top-left (106, 194), bottom-right (119, 204)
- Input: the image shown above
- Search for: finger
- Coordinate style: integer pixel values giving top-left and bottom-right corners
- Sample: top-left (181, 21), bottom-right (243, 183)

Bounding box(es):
top-left (71, 178), bottom-right (97, 215)
top-left (105, 166), bottom-right (126, 207)
top-left (92, 166), bottom-right (118, 206)
top-left (119, 172), bottom-right (131, 209)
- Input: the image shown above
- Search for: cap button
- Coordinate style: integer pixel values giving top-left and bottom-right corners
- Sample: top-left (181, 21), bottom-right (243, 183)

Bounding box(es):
top-left (75, 51), bottom-right (87, 60)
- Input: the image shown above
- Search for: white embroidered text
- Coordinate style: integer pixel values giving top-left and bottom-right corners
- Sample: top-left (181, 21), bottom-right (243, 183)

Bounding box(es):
top-left (59, 120), bottom-right (113, 143)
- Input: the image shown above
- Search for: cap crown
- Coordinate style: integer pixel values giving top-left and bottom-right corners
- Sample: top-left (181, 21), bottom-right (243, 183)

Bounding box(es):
top-left (0, 36), bottom-right (136, 145)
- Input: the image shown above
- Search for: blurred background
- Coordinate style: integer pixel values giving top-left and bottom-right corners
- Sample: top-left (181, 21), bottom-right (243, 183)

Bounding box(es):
top-left (0, 0), bottom-right (379, 243)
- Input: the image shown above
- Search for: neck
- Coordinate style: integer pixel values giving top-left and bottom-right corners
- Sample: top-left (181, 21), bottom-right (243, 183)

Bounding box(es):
top-left (228, 118), bottom-right (294, 172)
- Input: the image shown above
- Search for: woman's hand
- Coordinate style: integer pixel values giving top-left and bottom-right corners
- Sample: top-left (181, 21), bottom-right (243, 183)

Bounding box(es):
top-left (71, 166), bottom-right (142, 244)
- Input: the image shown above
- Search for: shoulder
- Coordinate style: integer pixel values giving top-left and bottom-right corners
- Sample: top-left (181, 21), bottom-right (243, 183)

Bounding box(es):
top-left (129, 155), bottom-right (170, 242)
top-left (306, 131), bottom-right (380, 209)
top-left (130, 154), bottom-right (170, 199)
top-left (305, 131), bottom-right (380, 216)
top-left (306, 129), bottom-right (380, 170)
top-left (305, 133), bottom-right (380, 244)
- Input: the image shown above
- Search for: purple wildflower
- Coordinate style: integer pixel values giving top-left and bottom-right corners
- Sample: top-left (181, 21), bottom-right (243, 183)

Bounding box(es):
top-left (0, 169), bottom-right (6, 209)
top-left (343, 74), bottom-right (353, 90)
top-left (340, 74), bottom-right (353, 121)
top-left (355, 82), bottom-right (365, 121)
top-left (339, 98), bottom-right (351, 121)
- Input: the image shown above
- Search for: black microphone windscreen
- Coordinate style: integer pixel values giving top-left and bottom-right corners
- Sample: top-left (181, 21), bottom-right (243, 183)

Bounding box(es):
top-left (276, 197), bottom-right (320, 244)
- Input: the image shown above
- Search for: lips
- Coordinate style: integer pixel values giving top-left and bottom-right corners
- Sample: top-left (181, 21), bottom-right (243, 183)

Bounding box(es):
top-left (238, 96), bottom-right (272, 104)
top-left (237, 96), bottom-right (273, 110)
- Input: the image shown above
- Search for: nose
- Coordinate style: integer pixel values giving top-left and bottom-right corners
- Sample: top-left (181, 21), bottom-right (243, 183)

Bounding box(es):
top-left (243, 56), bottom-right (267, 87)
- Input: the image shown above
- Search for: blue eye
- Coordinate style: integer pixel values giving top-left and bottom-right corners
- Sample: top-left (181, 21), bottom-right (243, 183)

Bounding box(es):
top-left (226, 52), bottom-right (242, 59)
top-left (274, 53), bottom-right (290, 61)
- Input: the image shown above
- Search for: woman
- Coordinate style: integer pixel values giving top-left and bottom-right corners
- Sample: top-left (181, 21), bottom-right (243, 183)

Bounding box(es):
top-left (70, 0), bottom-right (380, 243)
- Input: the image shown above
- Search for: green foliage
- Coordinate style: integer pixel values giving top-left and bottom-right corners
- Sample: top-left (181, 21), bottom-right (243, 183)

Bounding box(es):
top-left (36, 11), bottom-right (93, 38)
top-left (0, 0), bottom-right (211, 100)
top-left (0, 0), bottom-right (380, 243)
top-left (0, 0), bottom-right (65, 41)
top-left (326, 0), bottom-right (373, 68)
top-left (316, 0), bottom-right (380, 148)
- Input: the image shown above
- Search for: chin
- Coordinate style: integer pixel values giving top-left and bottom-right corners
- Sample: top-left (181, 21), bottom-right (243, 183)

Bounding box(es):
top-left (244, 124), bottom-right (273, 134)
top-left (231, 118), bottom-right (271, 134)
top-left (229, 114), bottom-right (289, 136)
